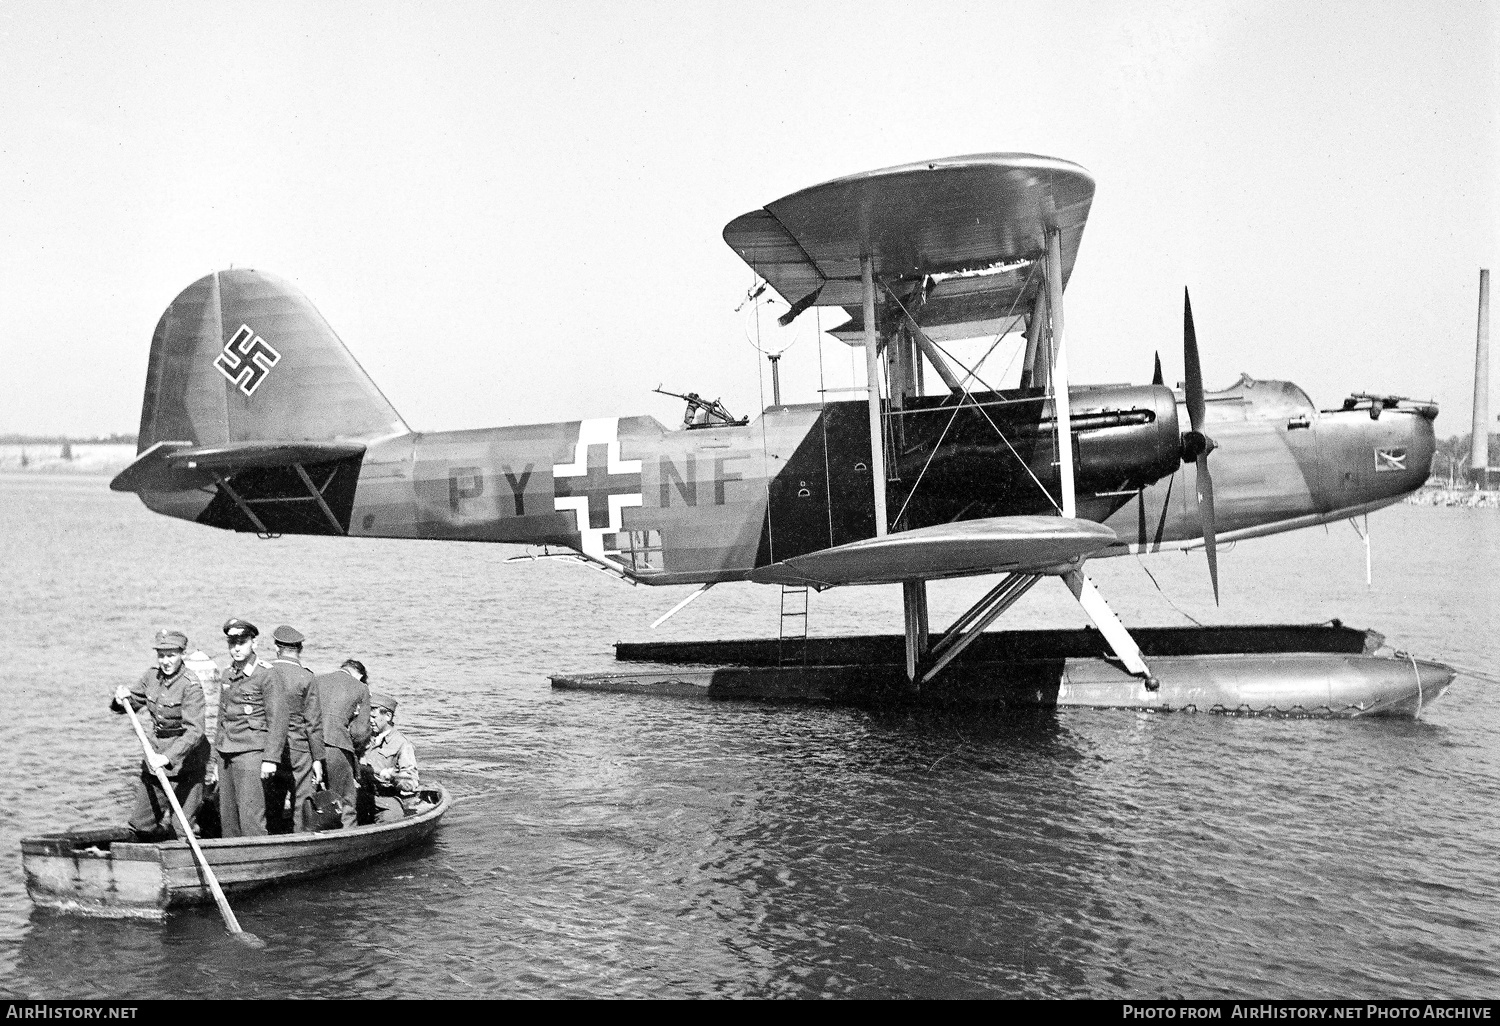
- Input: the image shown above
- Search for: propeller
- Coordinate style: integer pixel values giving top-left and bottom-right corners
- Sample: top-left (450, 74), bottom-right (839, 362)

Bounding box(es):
top-left (1181, 288), bottom-right (1220, 604)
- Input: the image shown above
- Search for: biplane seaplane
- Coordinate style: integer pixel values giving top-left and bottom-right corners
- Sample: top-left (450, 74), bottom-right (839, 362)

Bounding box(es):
top-left (112, 153), bottom-right (1453, 713)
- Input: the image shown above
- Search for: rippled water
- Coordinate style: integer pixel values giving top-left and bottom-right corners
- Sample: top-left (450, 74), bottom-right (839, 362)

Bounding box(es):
top-left (0, 474), bottom-right (1496, 998)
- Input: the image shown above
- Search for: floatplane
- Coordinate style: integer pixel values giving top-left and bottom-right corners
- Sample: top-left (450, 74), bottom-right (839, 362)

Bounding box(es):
top-left (111, 153), bottom-right (1454, 715)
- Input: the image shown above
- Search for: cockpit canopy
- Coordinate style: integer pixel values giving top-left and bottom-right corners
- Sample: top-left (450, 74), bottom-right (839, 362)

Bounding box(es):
top-left (1209, 373), bottom-right (1315, 417)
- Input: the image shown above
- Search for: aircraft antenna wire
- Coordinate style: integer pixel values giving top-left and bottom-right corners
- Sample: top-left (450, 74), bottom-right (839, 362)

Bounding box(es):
top-left (1134, 556), bottom-right (1205, 627)
top-left (890, 321), bottom-right (1050, 529)
top-left (890, 393), bottom-right (966, 529)
top-left (882, 259), bottom-right (1038, 399)
top-left (883, 288), bottom-right (1021, 401)
top-left (882, 280), bottom-right (1061, 514)
top-left (956, 258), bottom-right (1042, 392)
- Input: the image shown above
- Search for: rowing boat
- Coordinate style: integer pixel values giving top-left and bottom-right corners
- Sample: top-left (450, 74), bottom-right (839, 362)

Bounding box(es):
top-left (21, 785), bottom-right (450, 919)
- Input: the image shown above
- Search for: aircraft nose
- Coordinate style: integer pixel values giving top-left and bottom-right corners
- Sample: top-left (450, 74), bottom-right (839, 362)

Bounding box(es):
top-left (1404, 407), bottom-right (1438, 485)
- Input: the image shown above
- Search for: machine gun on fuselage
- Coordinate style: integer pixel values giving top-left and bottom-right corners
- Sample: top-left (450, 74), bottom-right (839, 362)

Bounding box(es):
top-left (653, 386), bottom-right (748, 429)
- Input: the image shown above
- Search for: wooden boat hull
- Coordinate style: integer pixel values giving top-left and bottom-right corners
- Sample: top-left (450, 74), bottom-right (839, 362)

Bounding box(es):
top-left (21, 786), bottom-right (450, 919)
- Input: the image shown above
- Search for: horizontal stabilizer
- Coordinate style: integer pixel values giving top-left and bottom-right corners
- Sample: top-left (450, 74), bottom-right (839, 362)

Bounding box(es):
top-left (111, 440), bottom-right (366, 493)
top-left (748, 516), bottom-right (1116, 588)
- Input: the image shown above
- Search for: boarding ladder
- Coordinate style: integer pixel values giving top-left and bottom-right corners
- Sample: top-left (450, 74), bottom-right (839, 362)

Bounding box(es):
top-left (777, 585), bottom-right (809, 667)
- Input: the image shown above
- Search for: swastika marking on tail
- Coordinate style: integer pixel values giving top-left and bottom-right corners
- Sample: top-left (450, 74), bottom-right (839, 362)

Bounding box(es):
top-left (214, 324), bottom-right (282, 397)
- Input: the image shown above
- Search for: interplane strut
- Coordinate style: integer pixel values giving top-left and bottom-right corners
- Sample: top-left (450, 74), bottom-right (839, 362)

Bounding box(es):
top-left (882, 228), bottom-right (1156, 689)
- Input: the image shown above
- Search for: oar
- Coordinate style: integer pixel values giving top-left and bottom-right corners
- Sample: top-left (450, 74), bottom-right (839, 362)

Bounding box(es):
top-left (121, 699), bottom-right (263, 947)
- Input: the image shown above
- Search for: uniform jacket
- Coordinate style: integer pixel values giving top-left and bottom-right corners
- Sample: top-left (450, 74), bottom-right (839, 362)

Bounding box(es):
top-left (215, 658), bottom-right (274, 756)
top-left (314, 669), bottom-right (371, 754)
top-left (264, 657), bottom-right (326, 762)
top-left (112, 662), bottom-right (207, 775)
top-left (360, 727), bottom-right (419, 795)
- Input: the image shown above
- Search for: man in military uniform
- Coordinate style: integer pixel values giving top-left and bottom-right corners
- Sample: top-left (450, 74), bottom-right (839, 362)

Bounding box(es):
top-left (314, 658), bottom-right (371, 828)
top-left (262, 624), bottom-right (325, 832)
top-left (182, 646), bottom-right (222, 836)
top-left (358, 692), bottom-right (419, 824)
top-left (214, 618), bottom-right (273, 838)
top-left (111, 629), bottom-right (209, 840)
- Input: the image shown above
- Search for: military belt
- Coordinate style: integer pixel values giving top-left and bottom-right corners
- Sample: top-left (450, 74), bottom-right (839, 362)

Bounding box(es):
top-left (155, 726), bottom-right (186, 738)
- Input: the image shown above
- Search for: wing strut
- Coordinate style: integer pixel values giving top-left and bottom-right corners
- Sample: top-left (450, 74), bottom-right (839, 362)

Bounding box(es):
top-left (907, 321), bottom-right (963, 392)
top-left (1042, 229), bottom-right (1158, 689)
top-left (1019, 294), bottom-right (1047, 391)
top-left (861, 255), bottom-right (888, 537)
top-left (1044, 229), bottom-right (1076, 519)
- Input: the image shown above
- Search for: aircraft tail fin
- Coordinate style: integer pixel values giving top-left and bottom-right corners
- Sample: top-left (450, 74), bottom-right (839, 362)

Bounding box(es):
top-left (137, 269), bottom-right (407, 452)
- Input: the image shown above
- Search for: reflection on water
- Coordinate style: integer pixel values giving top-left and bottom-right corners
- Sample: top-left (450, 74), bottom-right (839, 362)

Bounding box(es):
top-left (0, 476), bottom-right (1497, 998)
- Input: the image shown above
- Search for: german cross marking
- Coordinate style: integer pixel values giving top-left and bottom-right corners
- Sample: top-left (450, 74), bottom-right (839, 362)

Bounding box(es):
top-left (554, 444), bottom-right (643, 529)
top-left (552, 418), bottom-right (643, 566)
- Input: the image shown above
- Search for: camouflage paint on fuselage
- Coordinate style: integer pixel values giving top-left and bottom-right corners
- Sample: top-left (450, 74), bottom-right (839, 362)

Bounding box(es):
top-left (337, 386), bottom-right (1185, 585)
top-left (1100, 376), bottom-right (1437, 554)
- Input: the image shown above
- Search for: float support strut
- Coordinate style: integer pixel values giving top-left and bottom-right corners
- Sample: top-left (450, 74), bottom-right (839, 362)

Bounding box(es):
top-left (1062, 570), bottom-right (1156, 685)
top-left (902, 580), bottom-right (929, 683)
top-left (922, 572), bottom-right (1040, 684)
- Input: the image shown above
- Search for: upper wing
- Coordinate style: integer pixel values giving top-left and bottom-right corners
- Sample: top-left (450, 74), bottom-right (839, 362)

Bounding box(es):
top-left (723, 153), bottom-right (1094, 343)
top-left (747, 515), bottom-right (1115, 588)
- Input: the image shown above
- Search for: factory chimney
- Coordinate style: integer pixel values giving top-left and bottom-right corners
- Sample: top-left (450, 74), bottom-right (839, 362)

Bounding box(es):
top-left (1472, 269), bottom-right (1491, 489)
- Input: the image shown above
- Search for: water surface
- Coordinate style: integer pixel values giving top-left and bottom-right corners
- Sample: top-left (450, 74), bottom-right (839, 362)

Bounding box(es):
top-left (0, 475), bottom-right (1496, 998)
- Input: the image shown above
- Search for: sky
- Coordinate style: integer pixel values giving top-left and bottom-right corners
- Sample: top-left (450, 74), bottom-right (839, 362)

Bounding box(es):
top-left (1, 0), bottom-right (1495, 438)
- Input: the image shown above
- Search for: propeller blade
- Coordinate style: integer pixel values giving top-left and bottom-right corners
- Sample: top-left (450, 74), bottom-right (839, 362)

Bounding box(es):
top-left (1197, 451), bottom-right (1219, 605)
top-left (1183, 288), bottom-right (1205, 432)
top-left (1152, 351), bottom-right (1163, 386)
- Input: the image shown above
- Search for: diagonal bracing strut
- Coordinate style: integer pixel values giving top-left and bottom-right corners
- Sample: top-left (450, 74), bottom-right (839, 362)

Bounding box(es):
top-left (920, 572), bottom-right (1041, 684)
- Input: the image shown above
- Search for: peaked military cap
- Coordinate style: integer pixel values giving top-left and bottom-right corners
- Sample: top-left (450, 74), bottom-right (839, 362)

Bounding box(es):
top-left (370, 692), bottom-right (398, 713)
top-left (272, 624), bottom-right (305, 646)
top-left (222, 617), bottom-right (259, 639)
top-left (152, 629), bottom-right (188, 651)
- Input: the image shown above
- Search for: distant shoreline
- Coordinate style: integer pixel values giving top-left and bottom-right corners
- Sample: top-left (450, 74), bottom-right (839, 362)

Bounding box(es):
top-left (0, 442), bottom-right (135, 476)
top-left (1408, 485), bottom-right (1500, 509)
